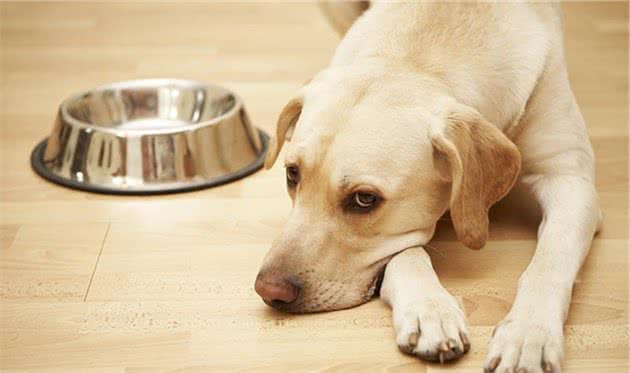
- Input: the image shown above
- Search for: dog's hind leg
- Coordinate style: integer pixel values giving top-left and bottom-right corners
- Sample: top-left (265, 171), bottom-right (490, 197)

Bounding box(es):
top-left (380, 247), bottom-right (471, 363)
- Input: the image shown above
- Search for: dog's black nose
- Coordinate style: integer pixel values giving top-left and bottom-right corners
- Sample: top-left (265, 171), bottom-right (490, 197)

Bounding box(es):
top-left (254, 272), bottom-right (300, 306)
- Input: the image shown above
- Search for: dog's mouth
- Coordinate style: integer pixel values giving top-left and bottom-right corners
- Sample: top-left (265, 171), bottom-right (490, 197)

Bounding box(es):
top-left (261, 255), bottom-right (394, 314)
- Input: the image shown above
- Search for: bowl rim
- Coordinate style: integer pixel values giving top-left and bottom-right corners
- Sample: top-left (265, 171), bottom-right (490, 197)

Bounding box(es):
top-left (60, 78), bottom-right (245, 136)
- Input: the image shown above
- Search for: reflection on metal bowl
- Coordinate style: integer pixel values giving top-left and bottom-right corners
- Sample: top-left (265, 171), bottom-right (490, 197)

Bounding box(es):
top-left (31, 79), bottom-right (268, 194)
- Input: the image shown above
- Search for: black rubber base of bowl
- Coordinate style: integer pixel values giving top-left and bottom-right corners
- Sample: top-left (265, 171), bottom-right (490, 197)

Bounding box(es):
top-left (30, 130), bottom-right (269, 195)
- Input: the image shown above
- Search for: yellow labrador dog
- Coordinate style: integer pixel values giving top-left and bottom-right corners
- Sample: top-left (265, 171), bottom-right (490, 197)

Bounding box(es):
top-left (255, 2), bottom-right (601, 372)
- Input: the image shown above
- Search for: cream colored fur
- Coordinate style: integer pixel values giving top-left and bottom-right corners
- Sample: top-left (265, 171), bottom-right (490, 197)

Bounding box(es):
top-left (257, 2), bottom-right (601, 372)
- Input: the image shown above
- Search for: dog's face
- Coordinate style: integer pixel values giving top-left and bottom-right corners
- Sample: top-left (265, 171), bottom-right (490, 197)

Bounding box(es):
top-left (255, 69), bottom-right (520, 313)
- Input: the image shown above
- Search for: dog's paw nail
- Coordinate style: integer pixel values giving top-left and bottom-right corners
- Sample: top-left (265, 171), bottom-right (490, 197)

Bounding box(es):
top-left (485, 356), bottom-right (501, 372)
top-left (398, 332), bottom-right (421, 354)
top-left (447, 338), bottom-right (458, 351)
top-left (408, 332), bottom-right (420, 347)
top-left (398, 343), bottom-right (414, 355)
top-left (543, 362), bottom-right (554, 373)
top-left (438, 341), bottom-right (449, 352)
top-left (459, 332), bottom-right (471, 352)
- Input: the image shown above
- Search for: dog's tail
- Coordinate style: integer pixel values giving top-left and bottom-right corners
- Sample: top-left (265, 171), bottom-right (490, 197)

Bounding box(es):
top-left (319, 1), bottom-right (369, 35)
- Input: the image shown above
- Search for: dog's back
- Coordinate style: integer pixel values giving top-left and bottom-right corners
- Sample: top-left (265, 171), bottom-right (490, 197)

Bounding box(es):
top-left (322, 1), bottom-right (563, 132)
top-left (320, 1), bottom-right (561, 36)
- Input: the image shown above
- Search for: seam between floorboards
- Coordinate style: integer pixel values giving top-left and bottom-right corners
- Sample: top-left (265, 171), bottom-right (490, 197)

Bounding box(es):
top-left (84, 223), bottom-right (110, 302)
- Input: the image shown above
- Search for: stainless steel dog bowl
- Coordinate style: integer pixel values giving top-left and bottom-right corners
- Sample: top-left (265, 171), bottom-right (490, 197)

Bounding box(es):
top-left (31, 79), bottom-right (268, 194)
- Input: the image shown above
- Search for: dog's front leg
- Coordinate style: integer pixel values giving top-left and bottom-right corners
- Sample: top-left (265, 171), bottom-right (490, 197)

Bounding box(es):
top-left (380, 247), bottom-right (471, 363)
top-left (484, 175), bottom-right (601, 373)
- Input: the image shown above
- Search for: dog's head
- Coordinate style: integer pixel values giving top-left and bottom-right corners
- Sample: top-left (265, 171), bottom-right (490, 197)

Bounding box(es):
top-left (255, 68), bottom-right (520, 313)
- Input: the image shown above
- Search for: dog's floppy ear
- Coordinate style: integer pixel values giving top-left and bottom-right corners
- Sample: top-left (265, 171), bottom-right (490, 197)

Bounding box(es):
top-left (264, 96), bottom-right (303, 169)
top-left (431, 104), bottom-right (521, 250)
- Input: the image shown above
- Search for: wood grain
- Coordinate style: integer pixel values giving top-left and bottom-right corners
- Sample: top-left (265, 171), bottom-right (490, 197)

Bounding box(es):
top-left (0, 2), bottom-right (627, 372)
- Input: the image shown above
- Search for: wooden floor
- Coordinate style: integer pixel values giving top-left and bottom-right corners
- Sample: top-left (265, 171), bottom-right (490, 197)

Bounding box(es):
top-left (1, 2), bottom-right (627, 372)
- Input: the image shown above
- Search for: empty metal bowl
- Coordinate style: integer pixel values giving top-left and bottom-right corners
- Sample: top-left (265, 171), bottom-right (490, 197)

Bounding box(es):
top-left (31, 79), bottom-right (268, 194)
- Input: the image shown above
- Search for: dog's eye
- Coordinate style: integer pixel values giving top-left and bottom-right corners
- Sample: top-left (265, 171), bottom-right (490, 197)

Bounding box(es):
top-left (345, 191), bottom-right (382, 213)
top-left (355, 192), bottom-right (377, 208)
top-left (286, 166), bottom-right (299, 187)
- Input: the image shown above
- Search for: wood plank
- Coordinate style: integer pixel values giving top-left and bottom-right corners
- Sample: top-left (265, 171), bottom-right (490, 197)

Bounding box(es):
top-left (0, 224), bottom-right (108, 301)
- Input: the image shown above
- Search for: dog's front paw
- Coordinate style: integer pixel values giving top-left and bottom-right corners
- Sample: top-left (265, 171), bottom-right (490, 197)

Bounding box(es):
top-left (484, 315), bottom-right (563, 373)
top-left (394, 294), bottom-right (470, 363)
